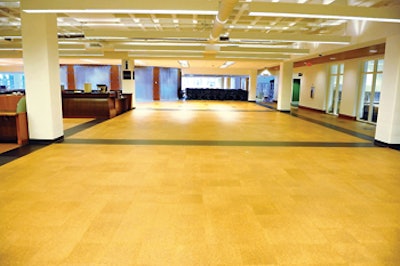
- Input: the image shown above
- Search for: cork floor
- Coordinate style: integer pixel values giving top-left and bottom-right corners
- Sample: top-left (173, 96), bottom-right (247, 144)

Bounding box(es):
top-left (1, 101), bottom-right (400, 265)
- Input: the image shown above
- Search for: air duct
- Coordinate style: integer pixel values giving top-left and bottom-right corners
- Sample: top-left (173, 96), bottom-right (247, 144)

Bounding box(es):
top-left (209, 0), bottom-right (239, 42)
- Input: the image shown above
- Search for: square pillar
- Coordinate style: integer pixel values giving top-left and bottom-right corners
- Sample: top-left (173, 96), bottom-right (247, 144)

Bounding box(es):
top-left (21, 12), bottom-right (63, 141)
top-left (121, 59), bottom-right (136, 108)
top-left (277, 62), bottom-right (293, 112)
top-left (375, 34), bottom-right (400, 148)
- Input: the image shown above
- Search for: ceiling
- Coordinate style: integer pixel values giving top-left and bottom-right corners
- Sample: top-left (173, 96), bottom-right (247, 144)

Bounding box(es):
top-left (0, 0), bottom-right (399, 70)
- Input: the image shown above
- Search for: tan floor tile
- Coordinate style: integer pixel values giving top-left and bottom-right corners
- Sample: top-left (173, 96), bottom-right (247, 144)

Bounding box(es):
top-left (1, 101), bottom-right (399, 265)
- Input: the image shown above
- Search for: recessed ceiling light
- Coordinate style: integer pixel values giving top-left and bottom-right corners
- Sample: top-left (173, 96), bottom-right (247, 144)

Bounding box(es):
top-left (369, 49), bottom-right (378, 53)
top-left (220, 61), bottom-right (235, 69)
top-left (178, 60), bottom-right (189, 68)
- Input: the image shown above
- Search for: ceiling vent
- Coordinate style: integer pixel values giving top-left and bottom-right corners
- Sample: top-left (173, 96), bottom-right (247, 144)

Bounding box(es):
top-left (58, 33), bottom-right (85, 39)
top-left (85, 42), bottom-right (103, 49)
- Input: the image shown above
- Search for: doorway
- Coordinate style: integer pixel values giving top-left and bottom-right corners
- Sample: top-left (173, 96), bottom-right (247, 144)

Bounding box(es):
top-left (292, 79), bottom-right (300, 107)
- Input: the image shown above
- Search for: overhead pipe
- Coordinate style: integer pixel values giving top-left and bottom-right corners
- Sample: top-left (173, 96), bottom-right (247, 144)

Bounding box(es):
top-left (209, 0), bottom-right (239, 42)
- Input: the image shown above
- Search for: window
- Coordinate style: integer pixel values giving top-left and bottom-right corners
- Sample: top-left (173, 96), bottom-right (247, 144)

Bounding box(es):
top-left (358, 59), bottom-right (384, 123)
top-left (0, 73), bottom-right (25, 90)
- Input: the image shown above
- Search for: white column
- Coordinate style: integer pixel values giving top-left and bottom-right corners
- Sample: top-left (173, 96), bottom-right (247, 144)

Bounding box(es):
top-left (21, 13), bottom-right (63, 141)
top-left (277, 61), bottom-right (293, 111)
top-left (121, 59), bottom-right (136, 108)
top-left (248, 70), bottom-right (257, 101)
top-left (375, 34), bottom-right (400, 147)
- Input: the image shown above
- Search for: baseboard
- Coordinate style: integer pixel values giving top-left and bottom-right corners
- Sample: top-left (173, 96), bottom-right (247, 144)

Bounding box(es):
top-left (374, 140), bottom-right (400, 151)
top-left (339, 114), bottom-right (356, 120)
top-left (298, 105), bottom-right (325, 113)
top-left (29, 136), bottom-right (64, 145)
top-left (277, 109), bottom-right (291, 113)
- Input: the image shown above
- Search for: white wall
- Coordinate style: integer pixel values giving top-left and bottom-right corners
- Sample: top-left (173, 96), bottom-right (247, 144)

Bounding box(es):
top-left (297, 64), bottom-right (328, 111)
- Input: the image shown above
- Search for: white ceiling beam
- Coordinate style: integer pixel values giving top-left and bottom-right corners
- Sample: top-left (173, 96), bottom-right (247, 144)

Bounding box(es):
top-left (249, 2), bottom-right (400, 23)
top-left (221, 47), bottom-right (309, 54)
top-left (114, 45), bottom-right (205, 51)
top-left (218, 52), bottom-right (290, 59)
top-left (229, 32), bottom-right (351, 44)
top-left (21, 0), bottom-right (219, 15)
top-left (84, 30), bottom-right (210, 40)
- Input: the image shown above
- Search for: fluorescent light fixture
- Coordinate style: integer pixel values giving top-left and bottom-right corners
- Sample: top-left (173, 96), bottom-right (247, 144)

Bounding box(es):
top-left (59, 48), bottom-right (86, 51)
top-left (121, 42), bottom-right (206, 47)
top-left (60, 52), bottom-right (104, 56)
top-left (134, 59), bottom-right (147, 66)
top-left (220, 61), bottom-right (235, 69)
top-left (249, 11), bottom-right (400, 23)
top-left (75, 18), bottom-right (121, 23)
top-left (82, 23), bottom-right (127, 27)
top-left (0, 48), bottom-right (22, 51)
top-left (128, 53), bottom-right (202, 58)
top-left (23, 9), bottom-right (218, 15)
top-left (178, 60), bottom-right (189, 68)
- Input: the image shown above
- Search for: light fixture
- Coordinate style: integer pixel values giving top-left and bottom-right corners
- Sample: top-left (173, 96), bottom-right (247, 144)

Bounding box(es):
top-left (178, 60), bottom-right (189, 68)
top-left (260, 69), bottom-right (271, 76)
top-left (248, 3), bottom-right (400, 24)
top-left (249, 11), bottom-right (400, 23)
top-left (23, 9), bottom-right (218, 15)
top-left (220, 61), bottom-right (235, 69)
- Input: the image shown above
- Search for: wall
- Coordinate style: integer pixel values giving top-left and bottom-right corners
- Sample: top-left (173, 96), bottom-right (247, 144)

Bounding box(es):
top-left (296, 64), bottom-right (328, 111)
top-left (0, 65), bottom-right (24, 72)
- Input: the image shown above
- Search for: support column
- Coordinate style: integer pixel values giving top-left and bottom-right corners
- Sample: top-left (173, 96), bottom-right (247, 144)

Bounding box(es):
top-left (277, 61), bottom-right (293, 112)
top-left (121, 59), bottom-right (136, 108)
top-left (375, 34), bottom-right (400, 148)
top-left (21, 12), bottom-right (63, 141)
top-left (248, 70), bottom-right (257, 102)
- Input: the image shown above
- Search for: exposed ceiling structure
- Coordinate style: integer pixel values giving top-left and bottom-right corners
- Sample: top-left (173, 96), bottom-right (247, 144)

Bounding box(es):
top-left (0, 0), bottom-right (399, 70)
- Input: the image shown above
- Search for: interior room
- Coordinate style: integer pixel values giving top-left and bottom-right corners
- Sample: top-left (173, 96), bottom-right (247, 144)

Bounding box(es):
top-left (1, 0), bottom-right (400, 264)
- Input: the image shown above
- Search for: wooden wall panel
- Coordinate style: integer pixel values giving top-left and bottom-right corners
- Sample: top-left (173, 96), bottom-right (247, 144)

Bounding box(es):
top-left (110, 65), bottom-right (120, 91)
top-left (67, 65), bottom-right (76, 90)
top-left (153, 67), bottom-right (160, 101)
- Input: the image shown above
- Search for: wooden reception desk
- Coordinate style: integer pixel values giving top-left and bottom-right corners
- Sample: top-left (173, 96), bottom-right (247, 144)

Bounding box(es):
top-left (62, 91), bottom-right (132, 119)
top-left (0, 94), bottom-right (29, 145)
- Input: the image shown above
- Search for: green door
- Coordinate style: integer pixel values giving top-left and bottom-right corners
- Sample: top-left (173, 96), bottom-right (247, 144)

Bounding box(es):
top-left (292, 79), bottom-right (300, 106)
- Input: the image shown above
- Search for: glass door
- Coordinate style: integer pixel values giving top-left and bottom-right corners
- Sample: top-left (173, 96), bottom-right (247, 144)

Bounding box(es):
top-left (358, 59), bottom-right (384, 123)
top-left (327, 64), bottom-right (344, 115)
